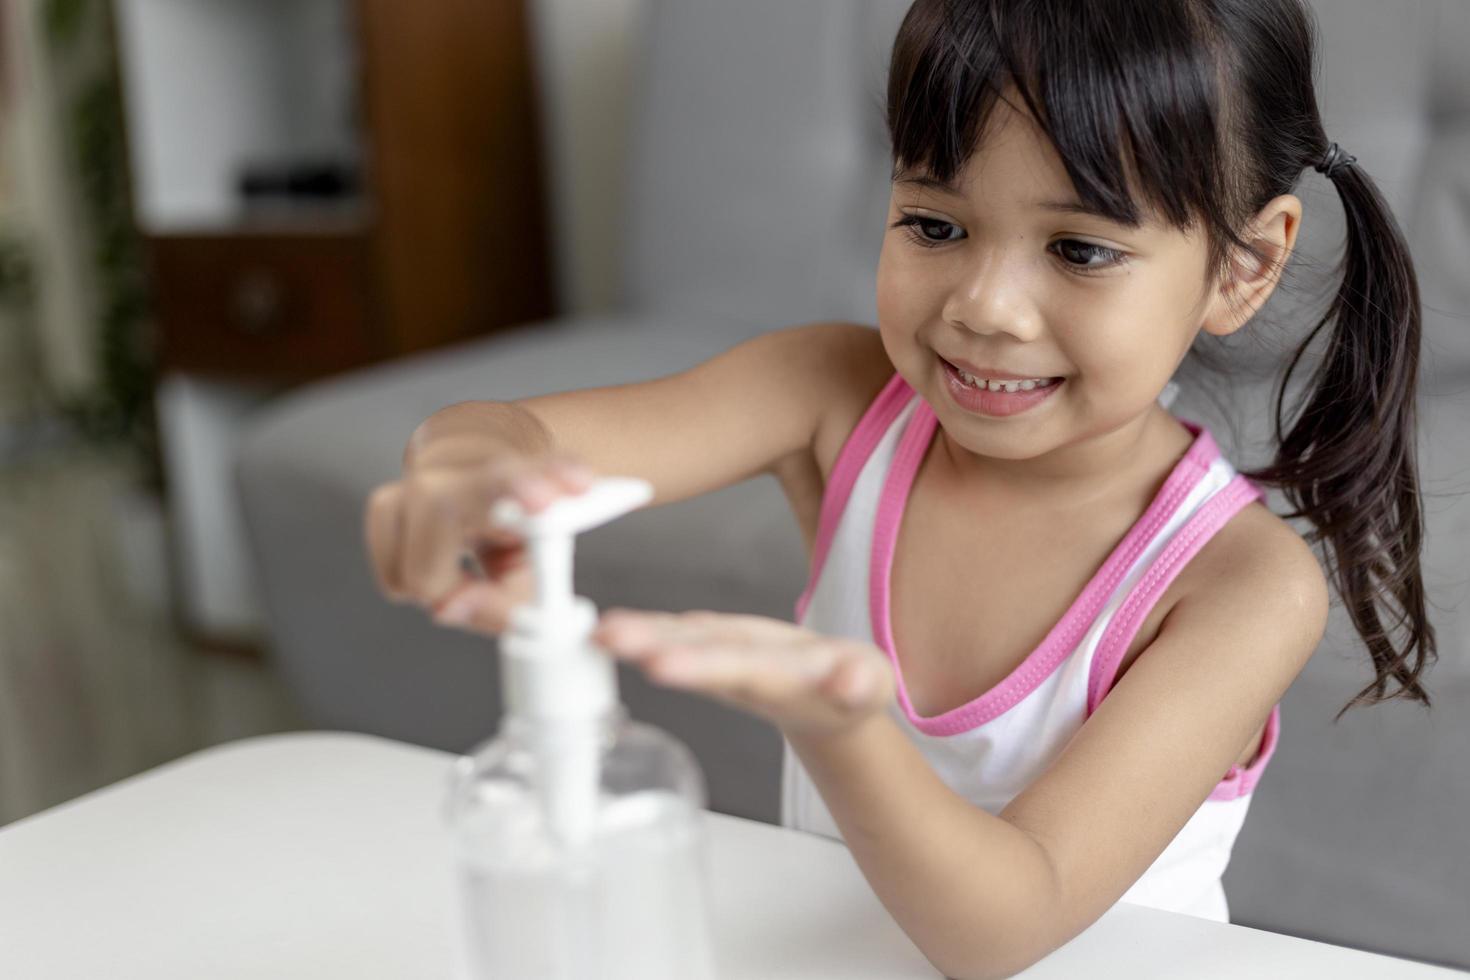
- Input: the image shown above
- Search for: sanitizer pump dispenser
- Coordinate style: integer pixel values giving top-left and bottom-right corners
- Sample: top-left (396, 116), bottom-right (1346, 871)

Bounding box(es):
top-left (445, 476), bottom-right (719, 980)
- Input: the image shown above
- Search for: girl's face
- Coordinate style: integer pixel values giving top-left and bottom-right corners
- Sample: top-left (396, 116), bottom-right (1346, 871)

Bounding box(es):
top-left (876, 95), bottom-right (1227, 479)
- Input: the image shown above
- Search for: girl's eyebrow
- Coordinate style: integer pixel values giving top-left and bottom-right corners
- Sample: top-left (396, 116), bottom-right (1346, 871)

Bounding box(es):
top-left (896, 175), bottom-right (1142, 229)
top-left (895, 174), bottom-right (964, 194)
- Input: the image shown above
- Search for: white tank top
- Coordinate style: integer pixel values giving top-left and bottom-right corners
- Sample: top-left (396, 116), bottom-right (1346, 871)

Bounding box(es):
top-left (780, 372), bottom-right (1281, 922)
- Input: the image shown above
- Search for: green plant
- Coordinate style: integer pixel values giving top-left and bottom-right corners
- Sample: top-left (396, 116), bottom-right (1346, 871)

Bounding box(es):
top-left (43, 0), bottom-right (159, 488)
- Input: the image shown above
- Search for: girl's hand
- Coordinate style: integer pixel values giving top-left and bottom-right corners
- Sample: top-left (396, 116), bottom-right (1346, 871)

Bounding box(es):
top-left (591, 608), bottom-right (896, 739)
top-left (364, 448), bottom-right (600, 635)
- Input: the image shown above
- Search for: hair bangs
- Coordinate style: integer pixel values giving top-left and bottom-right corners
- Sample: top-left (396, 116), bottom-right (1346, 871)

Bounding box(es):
top-left (887, 0), bottom-right (1230, 236)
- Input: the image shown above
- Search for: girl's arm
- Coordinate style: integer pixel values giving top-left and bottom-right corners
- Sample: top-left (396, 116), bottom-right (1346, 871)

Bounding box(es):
top-left (372, 321), bottom-right (884, 617)
top-left (409, 321), bottom-right (883, 508)
top-left (784, 519), bottom-right (1329, 980)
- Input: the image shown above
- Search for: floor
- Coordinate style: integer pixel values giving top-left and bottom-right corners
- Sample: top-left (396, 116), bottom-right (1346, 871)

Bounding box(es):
top-left (0, 444), bottom-right (304, 828)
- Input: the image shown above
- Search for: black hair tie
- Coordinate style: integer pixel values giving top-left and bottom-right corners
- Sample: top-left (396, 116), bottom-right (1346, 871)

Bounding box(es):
top-left (1314, 142), bottom-right (1356, 179)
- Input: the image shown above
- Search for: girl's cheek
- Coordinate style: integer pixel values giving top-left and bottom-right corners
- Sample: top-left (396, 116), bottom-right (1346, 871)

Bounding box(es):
top-left (876, 257), bottom-right (937, 337)
top-left (874, 254), bottom-right (906, 320)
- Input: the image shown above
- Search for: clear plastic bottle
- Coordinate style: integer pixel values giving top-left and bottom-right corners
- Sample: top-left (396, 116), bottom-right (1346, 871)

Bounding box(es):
top-left (447, 704), bottom-right (718, 979)
top-left (444, 477), bottom-right (719, 979)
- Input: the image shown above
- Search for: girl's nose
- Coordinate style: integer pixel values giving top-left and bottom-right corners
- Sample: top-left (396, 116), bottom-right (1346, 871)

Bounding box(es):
top-left (940, 252), bottom-right (1044, 342)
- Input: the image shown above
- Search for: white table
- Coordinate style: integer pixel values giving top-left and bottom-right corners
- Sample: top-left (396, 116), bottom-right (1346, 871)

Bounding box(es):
top-left (0, 732), bottom-right (1460, 979)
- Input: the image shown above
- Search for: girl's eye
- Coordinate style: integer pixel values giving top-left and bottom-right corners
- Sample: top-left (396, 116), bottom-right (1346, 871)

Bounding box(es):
top-left (892, 214), bottom-right (964, 248)
top-left (1051, 239), bottom-right (1128, 273)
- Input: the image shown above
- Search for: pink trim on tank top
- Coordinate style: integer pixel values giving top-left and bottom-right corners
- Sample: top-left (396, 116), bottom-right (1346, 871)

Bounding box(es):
top-left (1085, 473), bottom-right (1267, 714)
top-left (870, 385), bottom-right (1223, 737)
top-left (1081, 471), bottom-right (1282, 801)
top-left (1207, 702), bottom-right (1281, 801)
top-left (794, 371), bottom-right (912, 622)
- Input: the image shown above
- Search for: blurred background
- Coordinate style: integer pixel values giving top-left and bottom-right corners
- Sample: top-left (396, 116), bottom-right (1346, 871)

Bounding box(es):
top-left (0, 0), bottom-right (636, 820)
top-left (0, 0), bottom-right (1466, 972)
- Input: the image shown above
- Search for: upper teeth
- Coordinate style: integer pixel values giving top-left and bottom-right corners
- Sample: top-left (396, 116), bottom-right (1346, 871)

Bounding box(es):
top-left (956, 369), bottom-right (1053, 392)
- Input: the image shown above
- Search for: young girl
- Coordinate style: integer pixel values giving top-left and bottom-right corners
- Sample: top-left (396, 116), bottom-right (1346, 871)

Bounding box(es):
top-left (365, 0), bottom-right (1436, 975)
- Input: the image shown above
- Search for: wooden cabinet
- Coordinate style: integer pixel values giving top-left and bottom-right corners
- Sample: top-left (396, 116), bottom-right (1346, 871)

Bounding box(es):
top-left (119, 0), bottom-right (555, 382)
top-left (148, 232), bottom-right (377, 379)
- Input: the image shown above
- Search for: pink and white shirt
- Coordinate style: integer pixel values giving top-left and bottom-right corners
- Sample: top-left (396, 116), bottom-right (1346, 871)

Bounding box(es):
top-left (780, 371), bottom-right (1281, 922)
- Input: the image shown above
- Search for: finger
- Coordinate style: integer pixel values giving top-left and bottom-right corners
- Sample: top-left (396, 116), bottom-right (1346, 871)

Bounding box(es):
top-left (648, 643), bottom-right (835, 704)
top-left (592, 608), bottom-right (681, 656)
top-left (432, 581), bottom-right (519, 635)
top-left (364, 483), bottom-right (409, 600)
top-left (400, 471), bottom-right (479, 606)
top-left (396, 463), bottom-right (544, 605)
top-left (542, 452), bottom-right (597, 493)
top-left (449, 459), bottom-right (553, 533)
top-left (596, 609), bottom-right (794, 654)
top-left (494, 457), bottom-right (599, 517)
top-left (411, 458), bottom-right (558, 547)
top-left (593, 609), bottom-right (755, 664)
top-left (503, 471), bottom-right (561, 515)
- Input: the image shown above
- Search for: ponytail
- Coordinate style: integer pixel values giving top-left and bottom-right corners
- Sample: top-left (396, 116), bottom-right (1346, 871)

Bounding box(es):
top-left (1239, 155), bottom-right (1437, 718)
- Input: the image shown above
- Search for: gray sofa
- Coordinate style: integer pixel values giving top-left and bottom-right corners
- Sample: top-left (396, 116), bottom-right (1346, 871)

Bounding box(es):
top-left (237, 0), bottom-right (1470, 969)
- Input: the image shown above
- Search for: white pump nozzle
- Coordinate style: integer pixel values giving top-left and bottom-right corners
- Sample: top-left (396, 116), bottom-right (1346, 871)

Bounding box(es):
top-left (491, 475), bottom-right (654, 536)
top-left (490, 476), bottom-right (654, 848)
top-left (491, 477), bottom-right (654, 614)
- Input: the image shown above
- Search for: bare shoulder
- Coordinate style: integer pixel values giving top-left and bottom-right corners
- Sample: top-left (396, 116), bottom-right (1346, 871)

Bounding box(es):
top-left (764, 323), bottom-right (892, 552)
top-left (1197, 501), bottom-right (1327, 605)
top-left (762, 322), bottom-right (890, 471)
top-left (1176, 499), bottom-right (1331, 671)
top-left (805, 323), bottom-right (894, 478)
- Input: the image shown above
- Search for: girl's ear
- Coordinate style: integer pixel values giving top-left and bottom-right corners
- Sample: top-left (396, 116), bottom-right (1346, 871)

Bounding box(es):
top-left (1200, 194), bottom-right (1303, 337)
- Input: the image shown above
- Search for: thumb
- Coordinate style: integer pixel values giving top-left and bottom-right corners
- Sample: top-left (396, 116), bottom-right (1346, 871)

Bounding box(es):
top-left (432, 582), bottom-right (519, 636)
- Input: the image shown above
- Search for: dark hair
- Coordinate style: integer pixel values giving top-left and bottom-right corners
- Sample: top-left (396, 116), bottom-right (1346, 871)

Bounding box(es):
top-left (885, 0), bottom-right (1435, 717)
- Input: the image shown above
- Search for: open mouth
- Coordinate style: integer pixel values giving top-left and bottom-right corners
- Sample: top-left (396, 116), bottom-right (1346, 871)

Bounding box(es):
top-left (939, 357), bottom-right (1063, 392)
top-left (938, 355), bottom-right (1065, 416)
